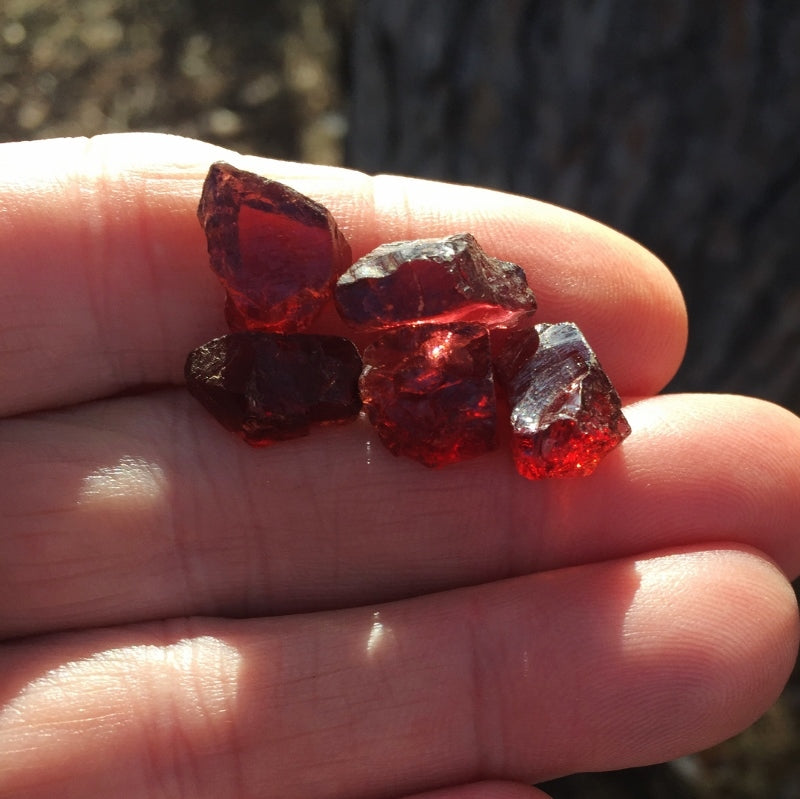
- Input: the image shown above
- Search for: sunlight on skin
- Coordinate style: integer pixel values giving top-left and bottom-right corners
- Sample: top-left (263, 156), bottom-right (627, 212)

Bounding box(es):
top-left (77, 455), bottom-right (168, 510)
top-left (0, 636), bottom-right (243, 749)
top-left (366, 611), bottom-right (397, 658)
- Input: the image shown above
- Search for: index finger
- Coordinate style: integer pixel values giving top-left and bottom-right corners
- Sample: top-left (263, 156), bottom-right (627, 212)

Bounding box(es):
top-left (0, 133), bottom-right (686, 415)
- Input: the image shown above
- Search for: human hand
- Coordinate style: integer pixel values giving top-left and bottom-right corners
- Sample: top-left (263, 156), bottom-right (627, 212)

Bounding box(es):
top-left (0, 133), bottom-right (798, 799)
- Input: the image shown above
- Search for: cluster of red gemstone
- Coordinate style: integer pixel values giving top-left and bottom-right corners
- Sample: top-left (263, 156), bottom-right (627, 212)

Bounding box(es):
top-left (186, 161), bottom-right (630, 477)
top-left (189, 162), bottom-right (361, 444)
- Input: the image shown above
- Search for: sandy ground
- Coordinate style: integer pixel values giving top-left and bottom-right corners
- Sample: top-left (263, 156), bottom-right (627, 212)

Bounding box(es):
top-left (0, 0), bottom-right (351, 162)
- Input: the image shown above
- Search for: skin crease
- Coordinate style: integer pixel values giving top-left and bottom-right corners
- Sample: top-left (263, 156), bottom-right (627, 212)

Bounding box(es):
top-left (0, 133), bottom-right (797, 799)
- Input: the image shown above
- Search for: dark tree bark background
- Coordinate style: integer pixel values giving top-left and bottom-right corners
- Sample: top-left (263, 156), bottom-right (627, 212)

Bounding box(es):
top-left (348, 0), bottom-right (800, 412)
top-left (347, 2), bottom-right (800, 798)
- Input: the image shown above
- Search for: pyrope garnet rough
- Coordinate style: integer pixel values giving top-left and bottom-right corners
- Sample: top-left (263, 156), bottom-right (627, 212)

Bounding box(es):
top-left (189, 158), bottom-right (631, 478)
top-left (198, 162), bottom-right (352, 333)
top-left (501, 322), bottom-right (631, 478)
top-left (185, 332), bottom-right (362, 445)
top-left (335, 233), bottom-right (536, 331)
top-left (360, 322), bottom-right (497, 467)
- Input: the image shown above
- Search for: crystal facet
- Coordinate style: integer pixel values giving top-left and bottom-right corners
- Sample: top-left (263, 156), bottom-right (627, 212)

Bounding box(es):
top-left (185, 332), bottom-right (362, 445)
top-left (198, 161), bottom-right (352, 333)
top-left (501, 322), bottom-right (631, 478)
top-left (335, 233), bottom-right (536, 331)
top-left (360, 322), bottom-right (498, 467)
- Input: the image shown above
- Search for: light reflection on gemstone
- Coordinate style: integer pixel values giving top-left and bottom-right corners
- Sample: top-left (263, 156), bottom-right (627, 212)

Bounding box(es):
top-left (500, 322), bottom-right (631, 479)
top-left (335, 232), bottom-right (536, 331)
top-left (360, 322), bottom-right (498, 467)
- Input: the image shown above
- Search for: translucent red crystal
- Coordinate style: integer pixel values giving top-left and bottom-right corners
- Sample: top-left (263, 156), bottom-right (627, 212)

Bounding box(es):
top-left (360, 322), bottom-right (498, 467)
top-left (499, 322), bottom-right (631, 478)
top-left (190, 162), bottom-right (630, 477)
top-left (185, 332), bottom-right (362, 445)
top-left (335, 232), bottom-right (536, 331)
top-left (198, 161), bottom-right (352, 333)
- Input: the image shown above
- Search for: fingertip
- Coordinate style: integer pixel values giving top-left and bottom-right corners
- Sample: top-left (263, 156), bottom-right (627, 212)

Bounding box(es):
top-left (620, 394), bottom-right (800, 578)
top-left (615, 547), bottom-right (799, 763)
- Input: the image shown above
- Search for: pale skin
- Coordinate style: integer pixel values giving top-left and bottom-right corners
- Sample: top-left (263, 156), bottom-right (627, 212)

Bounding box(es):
top-left (0, 133), bottom-right (798, 799)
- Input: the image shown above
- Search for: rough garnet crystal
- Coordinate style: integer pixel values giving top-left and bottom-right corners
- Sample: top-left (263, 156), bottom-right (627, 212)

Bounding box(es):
top-left (335, 232), bottom-right (536, 331)
top-left (501, 322), bottom-right (631, 479)
top-left (189, 158), bottom-right (623, 480)
top-left (360, 322), bottom-right (498, 467)
top-left (198, 161), bottom-right (352, 333)
top-left (185, 332), bottom-right (362, 445)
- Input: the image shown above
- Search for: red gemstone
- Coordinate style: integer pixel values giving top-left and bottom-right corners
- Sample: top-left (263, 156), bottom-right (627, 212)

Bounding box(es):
top-left (360, 322), bottom-right (498, 467)
top-left (185, 332), bottom-right (362, 445)
top-left (499, 322), bottom-right (631, 478)
top-left (335, 233), bottom-right (536, 331)
top-left (198, 162), bottom-right (352, 333)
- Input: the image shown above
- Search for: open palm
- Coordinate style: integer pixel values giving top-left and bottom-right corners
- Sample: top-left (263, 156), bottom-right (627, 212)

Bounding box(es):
top-left (0, 133), bottom-right (798, 799)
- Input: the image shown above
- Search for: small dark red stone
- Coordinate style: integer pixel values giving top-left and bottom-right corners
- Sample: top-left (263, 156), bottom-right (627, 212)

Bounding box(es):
top-left (198, 161), bottom-right (352, 333)
top-left (185, 332), bottom-right (362, 445)
top-left (499, 322), bottom-right (631, 478)
top-left (360, 322), bottom-right (498, 467)
top-left (335, 233), bottom-right (536, 331)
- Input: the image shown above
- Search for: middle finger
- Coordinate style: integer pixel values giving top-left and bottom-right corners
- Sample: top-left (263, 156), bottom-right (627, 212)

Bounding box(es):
top-left (2, 391), bottom-right (799, 638)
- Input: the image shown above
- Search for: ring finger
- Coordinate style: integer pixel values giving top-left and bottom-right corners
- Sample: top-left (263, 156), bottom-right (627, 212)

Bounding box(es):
top-left (1, 546), bottom-right (795, 799)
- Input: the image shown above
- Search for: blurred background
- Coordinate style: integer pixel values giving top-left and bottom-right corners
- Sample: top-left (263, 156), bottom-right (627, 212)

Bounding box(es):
top-left (0, 0), bottom-right (798, 796)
